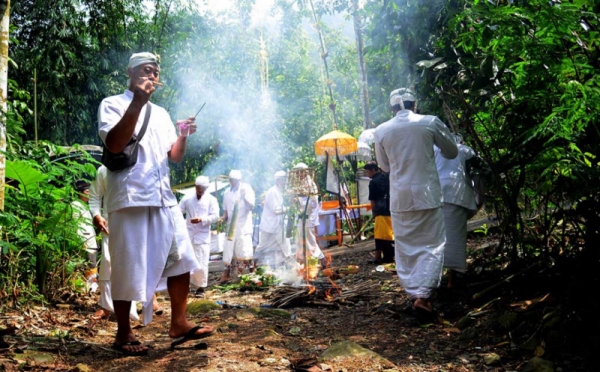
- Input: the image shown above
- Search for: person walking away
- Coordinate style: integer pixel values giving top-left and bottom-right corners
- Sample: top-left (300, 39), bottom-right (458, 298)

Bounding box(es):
top-left (254, 171), bottom-right (292, 269)
top-left (179, 176), bottom-right (220, 297)
top-left (220, 170), bottom-right (256, 283)
top-left (435, 139), bottom-right (478, 288)
top-left (293, 163), bottom-right (329, 269)
top-left (98, 52), bottom-right (213, 355)
top-left (71, 181), bottom-right (100, 291)
top-left (374, 87), bottom-right (458, 322)
top-left (364, 161), bottom-right (394, 264)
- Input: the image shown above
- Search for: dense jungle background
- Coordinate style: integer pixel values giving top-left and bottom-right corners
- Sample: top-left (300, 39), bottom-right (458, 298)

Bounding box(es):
top-left (0, 0), bottom-right (599, 370)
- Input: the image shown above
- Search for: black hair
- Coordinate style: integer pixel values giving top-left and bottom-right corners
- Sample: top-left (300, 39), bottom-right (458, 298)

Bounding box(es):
top-left (364, 161), bottom-right (379, 171)
top-left (403, 101), bottom-right (415, 110)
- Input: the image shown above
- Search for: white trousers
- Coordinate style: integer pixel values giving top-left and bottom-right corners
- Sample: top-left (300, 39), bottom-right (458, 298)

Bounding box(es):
top-left (108, 206), bottom-right (199, 325)
top-left (442, 204), bottom-right (469, 273)
top-left (391, 208), bottom-right (445, 299)
top-left (190, 243), bottom-right (210, 288)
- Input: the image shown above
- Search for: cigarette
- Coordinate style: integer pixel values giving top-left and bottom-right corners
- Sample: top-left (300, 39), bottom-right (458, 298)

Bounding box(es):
top-left (152, 81), bottom-right (164, 86)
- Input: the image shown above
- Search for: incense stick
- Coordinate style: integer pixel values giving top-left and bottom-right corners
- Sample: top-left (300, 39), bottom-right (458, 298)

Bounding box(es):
top-left (194, 102), bottom-right (206, 118)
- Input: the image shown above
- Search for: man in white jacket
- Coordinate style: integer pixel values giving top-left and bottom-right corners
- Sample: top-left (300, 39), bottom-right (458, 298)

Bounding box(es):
top-left (179, 176), bottom-right (220, 297)
top-left (220, 170), bottom-right (256, 283)
top-left (254, 171), bottom-right (291, 268)
top-left (374, 88), bottom-right (458, 320)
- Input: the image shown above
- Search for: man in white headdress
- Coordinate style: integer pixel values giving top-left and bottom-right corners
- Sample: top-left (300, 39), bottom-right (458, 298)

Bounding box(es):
top-left (179, 176), bottom-right (220, 297)
top-left (435, 138), bottom-right (479, 288)
top-left (220, 170), bottom-right (256, 283)
top-left (374, 88), bottom-right (458, 320)
top-left (293, 163), bottom-right (328, 268)
top-left (98, 52), bottom-right (213, 355)
top-left (254, 171), bottom-right (291, 268)
top-left (89, 165), bottom-right (140, 320)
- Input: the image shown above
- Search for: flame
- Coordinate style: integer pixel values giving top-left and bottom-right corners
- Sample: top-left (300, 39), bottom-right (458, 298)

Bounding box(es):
top-left (307, 285), bottom-right (316, 296)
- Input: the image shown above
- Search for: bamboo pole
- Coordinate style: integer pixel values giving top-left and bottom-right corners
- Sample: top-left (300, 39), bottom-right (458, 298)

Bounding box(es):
top-left (0, 0), bottom-right (11, 211)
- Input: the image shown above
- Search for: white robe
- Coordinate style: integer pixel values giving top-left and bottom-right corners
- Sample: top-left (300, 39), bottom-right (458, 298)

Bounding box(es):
top-left (89, 166), bottom-right (138, 320)
top-left (179, 192), bottom-right (220, 287)
top-left (98, 90), bottom-right (200, 325)
top-left (435, 144), bottom-right (477, 273)
top-left (254, 185), bottom-right (291, 267)
top-left (374, 110), bottom-right (457, 298)
top-left (222, 183), bottom-right (256, 263)
top-left (295, 195), bottom-right (324, 261)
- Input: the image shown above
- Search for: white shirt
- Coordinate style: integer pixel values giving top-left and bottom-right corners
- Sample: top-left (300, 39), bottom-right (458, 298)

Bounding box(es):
top-left (374, 110), bottom-right (458, 212)
top-left (222, 183), bottom-right (256, 235)
top-left (179, 192), bottom-right (220, 244)
top-left (89, 166), bottom-right (107, 219)
top-left (435, 144), bottom-right (477, 211)
top-left (260, 185), bottom-right (285, 234)
top-left (72, 199), bottom-right (98, 250)
top-left (98, 90), bottom-right (178, 213)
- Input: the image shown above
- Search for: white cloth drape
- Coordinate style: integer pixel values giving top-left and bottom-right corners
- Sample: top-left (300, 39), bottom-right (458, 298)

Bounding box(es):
top-left (391, 208), bottom-right (445, 299)
top-left (190, 243), bottom-right (210, 288)
top-left (442, 204), bottom-right (469, 272)
top-left (108, 206), bottom-right (199, 325)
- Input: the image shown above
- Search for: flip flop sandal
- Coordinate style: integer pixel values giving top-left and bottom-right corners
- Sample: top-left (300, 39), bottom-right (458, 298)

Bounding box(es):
top-left (154, 307), bottom-right (164, 316)
top-left (170, 325), bottom-right (215, 348)
top-left (112, 340), bottom-right (149, 356)
top-left (172, 341), bottom-right (208, 351)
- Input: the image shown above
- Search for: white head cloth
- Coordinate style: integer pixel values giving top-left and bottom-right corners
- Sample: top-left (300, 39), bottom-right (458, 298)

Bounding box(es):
top-left (229, 170), bottom-right (242, 180)
top-left (389, 88), bottom-right (416, 107)
top-left (128, 52), bottom-right (159, 69)
top-left (274, 171), bottom-right (286, 179)
top-left (293, 162), bottom-right (308, 170)
top-left (195, 176), bottom-right (210, 188)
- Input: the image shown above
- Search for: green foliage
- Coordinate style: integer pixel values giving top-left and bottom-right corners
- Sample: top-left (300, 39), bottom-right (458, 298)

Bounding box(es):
top-left (0, 141), bottom-right (97, 304)
top-left (366, 0), bottom-right (600, 264)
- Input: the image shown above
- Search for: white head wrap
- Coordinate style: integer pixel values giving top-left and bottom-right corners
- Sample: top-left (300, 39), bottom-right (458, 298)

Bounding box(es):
top-left (229, 170), bottom-right (242, 180)
top-left (293, 162), bottom-right (308, 170)
top-left (389, 88), bottom-right (416, 107)
top-left (195, 176), bottom-right (210, 188)
top-left (274, 171), bottom-right (286, 179)
top-left (128, 52), bottom-right (159, 69)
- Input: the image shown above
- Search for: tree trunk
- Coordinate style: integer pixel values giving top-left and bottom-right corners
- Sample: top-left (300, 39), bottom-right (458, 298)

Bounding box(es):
top-left (352, 0), bottom-right (371, 129)
top-left (0, 0), bottom-right (11, 211)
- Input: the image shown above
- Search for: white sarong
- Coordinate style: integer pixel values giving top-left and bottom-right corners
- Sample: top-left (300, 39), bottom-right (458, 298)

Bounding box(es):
top-left (296, 223), bottom-right (324, 261)
top-left (442, 203), bottom-right (469, 272)
top-left (190, 243), bottom-right (210, 288)
top-left (222, 234), bottom-right (254, 265)
top-left (254, 231), bottom-right (291, 268)
top-left (108, 205), bottom-right (199, 325)
top-left (97, 232), bottom-right (138, 320)
top-left (391, 208), bottom-right (445, 299)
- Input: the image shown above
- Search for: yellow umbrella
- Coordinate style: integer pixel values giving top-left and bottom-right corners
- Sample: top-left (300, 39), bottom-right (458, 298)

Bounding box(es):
top-left (314, 130), bottom-right (358, 157)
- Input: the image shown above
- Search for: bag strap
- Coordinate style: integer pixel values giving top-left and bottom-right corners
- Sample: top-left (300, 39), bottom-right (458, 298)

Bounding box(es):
top-left (135, 103), bottom-right (152, 141)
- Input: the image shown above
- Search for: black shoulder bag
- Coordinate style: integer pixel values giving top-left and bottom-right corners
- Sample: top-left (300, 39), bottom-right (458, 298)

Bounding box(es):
top-left (101, 104), bottom-right (152, 172)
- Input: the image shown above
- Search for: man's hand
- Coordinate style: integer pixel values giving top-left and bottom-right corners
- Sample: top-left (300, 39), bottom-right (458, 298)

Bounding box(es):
top-left (191, 217), bottom-right (203, 224)
top-left (93, 215), bottom-right (109, 234)
top-left (132, 77), bottom-right (156, 106)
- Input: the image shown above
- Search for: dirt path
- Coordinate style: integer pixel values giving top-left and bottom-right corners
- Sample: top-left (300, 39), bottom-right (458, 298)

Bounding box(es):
top-left (0, 239), bottom-right (561, 371)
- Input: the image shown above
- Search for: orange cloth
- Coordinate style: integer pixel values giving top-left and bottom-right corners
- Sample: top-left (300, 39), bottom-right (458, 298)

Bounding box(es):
top-left (374, 215), bottom-right (394, 241)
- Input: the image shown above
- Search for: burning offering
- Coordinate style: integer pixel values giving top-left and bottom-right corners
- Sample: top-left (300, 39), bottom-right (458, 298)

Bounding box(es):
top-left (269, 279), bottom-right (380, 308)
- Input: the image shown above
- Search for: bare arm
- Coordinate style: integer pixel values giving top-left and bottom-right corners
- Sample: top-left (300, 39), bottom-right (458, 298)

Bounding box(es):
top-left (168, 116), bottom-right (197, 163)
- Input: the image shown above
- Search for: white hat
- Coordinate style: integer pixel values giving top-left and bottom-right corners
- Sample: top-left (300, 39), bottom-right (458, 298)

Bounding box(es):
top-left (128, 52), bottom-right (159, 69)
top-left (293, 162), bottom-right (308, 169)
top-left (389, 88), bottom-right (415, 107)
top-left (274, 171), bottom-right (286, 179)
top-left (195, 176), bottom-right (210, 187)
top-left (229, 170), bottom-right (242, 180)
